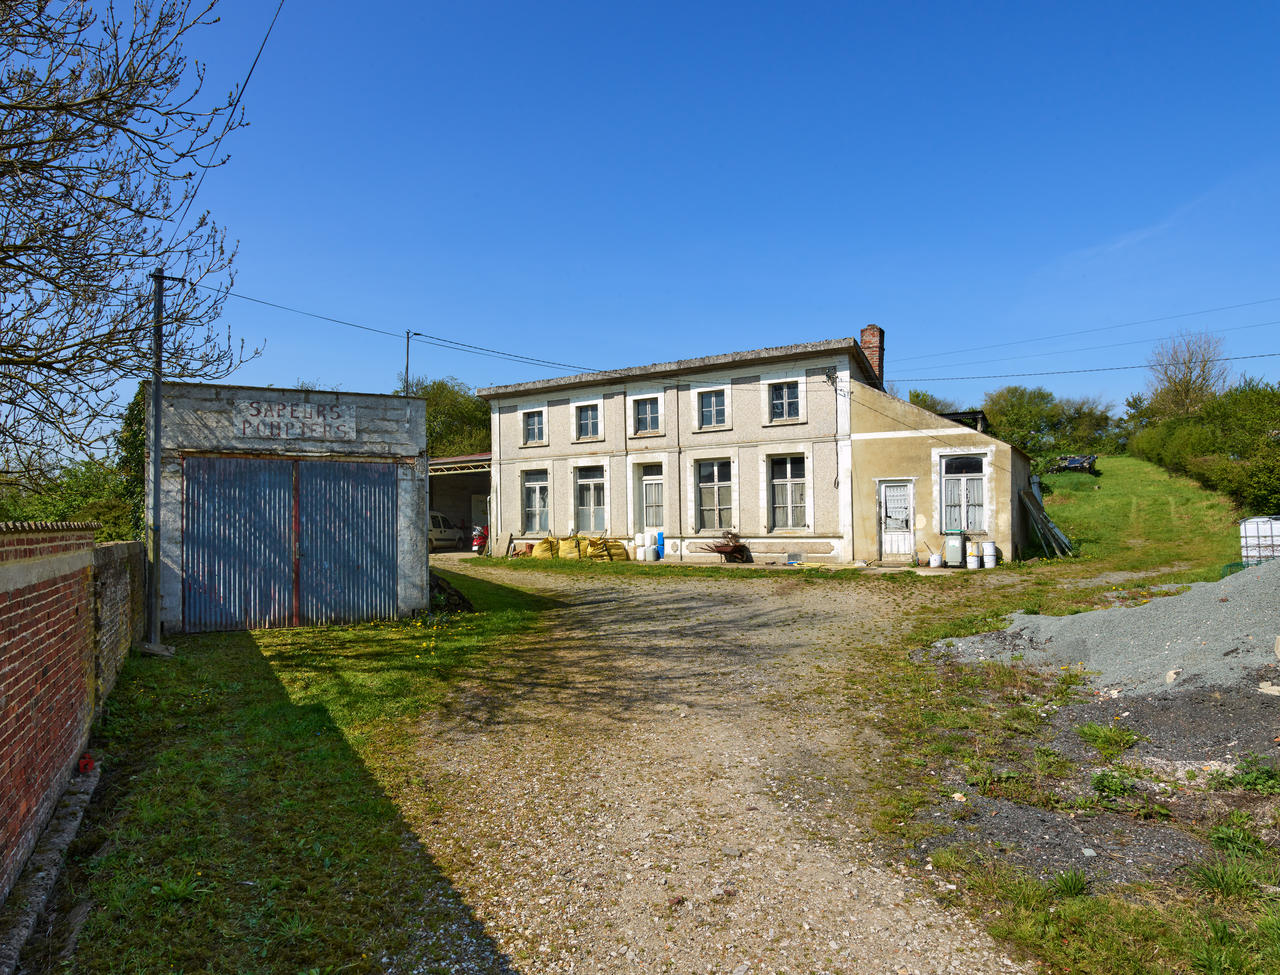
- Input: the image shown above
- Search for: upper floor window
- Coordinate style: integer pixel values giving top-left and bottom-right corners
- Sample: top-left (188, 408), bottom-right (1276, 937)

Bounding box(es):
top-left (576, 404), bottom-right (599, 440)
top-left (634, 397), bottom-right (660, 434)
top-left (698, 390), bottom-right (726, 428)
top-left (769, 381), bottom-right (800, 421)
top-left (942, 455), bottom-right (984, 532)
top-left (522, 410), bottom-right (544, 444)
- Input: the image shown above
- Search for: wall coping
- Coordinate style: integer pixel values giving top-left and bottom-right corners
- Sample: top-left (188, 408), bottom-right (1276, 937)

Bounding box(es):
top-left (0, 522), bottom-right (100, 534)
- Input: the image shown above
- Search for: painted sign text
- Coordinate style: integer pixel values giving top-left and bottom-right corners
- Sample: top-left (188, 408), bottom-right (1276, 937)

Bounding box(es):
top-left (234, 401), bottom-right (358, 441)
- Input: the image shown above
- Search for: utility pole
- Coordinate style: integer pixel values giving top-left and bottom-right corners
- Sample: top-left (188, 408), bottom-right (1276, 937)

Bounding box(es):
top-left (404, 330), bottom-right (426, 395)
top-left (145, 267), bottom-right (182, 655)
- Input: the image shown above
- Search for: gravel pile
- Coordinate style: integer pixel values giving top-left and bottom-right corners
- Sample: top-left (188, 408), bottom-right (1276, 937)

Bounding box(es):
top-left (943, 558), bottom-right (1280, 696)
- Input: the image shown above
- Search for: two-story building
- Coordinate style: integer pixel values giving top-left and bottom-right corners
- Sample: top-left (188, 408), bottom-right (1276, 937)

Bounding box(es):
top-left (477, 327), bottom-right (1031, 564)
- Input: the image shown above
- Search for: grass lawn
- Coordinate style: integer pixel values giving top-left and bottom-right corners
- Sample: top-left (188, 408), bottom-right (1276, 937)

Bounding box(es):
top-left (32, 570), bottom-right (553, 975)
top-left (1039, 454), bottom-right (1241, 576)
top-left (28, 456), bottom-right (1260, 974)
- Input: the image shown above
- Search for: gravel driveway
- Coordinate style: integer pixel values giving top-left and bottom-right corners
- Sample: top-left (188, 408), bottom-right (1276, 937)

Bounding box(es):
top-left (395, 563), bottom-right (1030, 975)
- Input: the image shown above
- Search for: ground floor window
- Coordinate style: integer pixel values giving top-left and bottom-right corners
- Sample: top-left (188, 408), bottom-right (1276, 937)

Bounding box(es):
top-left (697, 460), bottom-right (732, 530)
top-left (575, 465), bottom-right (606, 532)
top-left (522, 470), bottom-right (549, 532)
top-left (942, 455), bottom-right (984, 531)
top-left (769, 455), bottom-right (806, 529)
top-left (640, 463), bottom-right (663, 530)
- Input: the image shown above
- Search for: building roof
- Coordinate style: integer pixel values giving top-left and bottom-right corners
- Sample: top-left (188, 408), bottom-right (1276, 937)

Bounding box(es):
top-left (477, 335), bottom-right (882, 399)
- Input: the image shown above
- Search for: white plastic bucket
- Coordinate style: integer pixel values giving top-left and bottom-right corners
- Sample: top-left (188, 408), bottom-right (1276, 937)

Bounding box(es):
top-left (981, 541), bottom-right (997, 558)
top-left (646, 545), bottom-right (659, 562)
top-left (966, 555), bottom-right (981, 570)
top-left (637, 545), bottom-right (649, 562)
top-left (634, 533), bottom-right (645, 550)
top-left (928, 553), bottom-right (943, 568)
top-left (982, 555), bottom-right (996, 568)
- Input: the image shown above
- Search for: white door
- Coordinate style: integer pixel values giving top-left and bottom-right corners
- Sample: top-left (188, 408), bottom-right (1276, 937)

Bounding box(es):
top-left (879, 481), bottom-right (914, 560)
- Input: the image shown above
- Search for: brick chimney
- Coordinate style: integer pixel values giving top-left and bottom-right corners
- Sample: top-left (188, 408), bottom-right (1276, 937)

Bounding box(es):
top-left (859, 324), bottom-right (885, 384)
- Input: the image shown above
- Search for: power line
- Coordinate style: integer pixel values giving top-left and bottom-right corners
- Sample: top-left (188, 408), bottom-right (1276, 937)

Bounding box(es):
top-left (165, 0), bottom-right (287, 251)
top-left (907, 317), bottom-right (1280, 372)
top-left (891, 350), bottom-right (1280, 384)
top-left (893, 295), bottom-right (1280, 365)
top-left (199, 284), bottom-right (598, 372)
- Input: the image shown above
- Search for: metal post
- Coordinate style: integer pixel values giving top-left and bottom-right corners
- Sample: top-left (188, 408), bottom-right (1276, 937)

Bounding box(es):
top-left (404, 330), bottom-right (410, 395)
top-left (148, 268), bottom-right (164, 646)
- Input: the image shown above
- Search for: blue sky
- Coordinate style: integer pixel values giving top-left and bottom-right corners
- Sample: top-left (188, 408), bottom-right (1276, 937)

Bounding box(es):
top-left (183, 1), bottom-right (1280, 410)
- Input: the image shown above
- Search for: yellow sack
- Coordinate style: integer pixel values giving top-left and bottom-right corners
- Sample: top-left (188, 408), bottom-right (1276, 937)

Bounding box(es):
top-left (531, 536), bottom-right (559, 559)
top-left (587, 537), bottom-right (629, 561)
top-left (558, 536), bottom-right (585, 560)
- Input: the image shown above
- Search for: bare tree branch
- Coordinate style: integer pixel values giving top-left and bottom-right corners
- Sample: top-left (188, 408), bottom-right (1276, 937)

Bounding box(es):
top-left (1146, 331), bottom-right (1230, 419)
top-left (0, 0), bottom-right (258, 487)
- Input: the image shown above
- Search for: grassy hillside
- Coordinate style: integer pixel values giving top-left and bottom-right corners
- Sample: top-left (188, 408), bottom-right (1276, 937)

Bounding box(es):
top-left (1040, 454), bottom-right (1242, 580)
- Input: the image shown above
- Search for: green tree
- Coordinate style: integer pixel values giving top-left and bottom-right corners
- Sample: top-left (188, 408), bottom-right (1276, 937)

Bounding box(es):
top-left (0, 458), bottom-right (131, 540)
top-left (117, 384), bottom-right (148, 539)
top-left (982, 385), bottom-right (1059, 454)
top-left (908, 389), bottom-right (959, 414)
top-left (405, 376), bottom-right (491, 457)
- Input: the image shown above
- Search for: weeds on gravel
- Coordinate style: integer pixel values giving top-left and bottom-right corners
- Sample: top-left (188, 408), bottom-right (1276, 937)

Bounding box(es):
top-left (1050, 868), bottom-right (1089, 897)
top-left (1207, 753), bottom-right (1280, 794)
top-left (1092, 769), bottom-right (1134, 800)
top-left (1076, 721), bottom-right (1142, 759)
top-left (1210, 826), bottom-right (1267, 858)
top-left (933, 851), bottom-right (1280, 975)
top-left (1189, 859), bottom-right (1266, 902)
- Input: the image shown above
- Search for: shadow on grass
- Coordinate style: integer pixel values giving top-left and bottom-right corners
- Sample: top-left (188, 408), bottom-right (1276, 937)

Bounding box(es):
top-left (24, 628), bottom-right (520, 975)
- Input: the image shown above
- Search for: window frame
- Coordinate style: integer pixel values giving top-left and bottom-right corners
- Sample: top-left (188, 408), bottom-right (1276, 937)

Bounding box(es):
top-left (574, 464), bottom-right (607, 533)
top-left (521, 408), bottom-right (545, 446)
top-left (768, 381), bottom-right (801, 422)
top-left (931, 448), bottom-right (993, 534)
top-left (517, 404), bottom-right (547, 447)
top-left (639, 463), bottom-right (663, 532)
top-left (521, 469), bottom-right (550, 533)
top-left (574, 402), bottom-right (601, 441)
top-left (759, 370), bottom-right (809, 427)
top-left (768, 454), bottom-right (807, 530)
top-left (695, 458), bottom-right (734, 531)
top-left (695, 387), bottom-right (728, 430)
top-left (633, 396), bottom-right (661, 435)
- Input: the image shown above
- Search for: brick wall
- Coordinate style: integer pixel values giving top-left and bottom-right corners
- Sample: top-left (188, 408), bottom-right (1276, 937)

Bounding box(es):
top-left (0, 524), bottom-right (143, 905)
top-left (93, 542), bottom-right (145, 706)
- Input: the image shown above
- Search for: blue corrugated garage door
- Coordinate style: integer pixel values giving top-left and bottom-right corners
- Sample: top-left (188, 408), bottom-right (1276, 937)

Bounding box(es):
top-left (299, 461), bottom-right (397, 625)
top-left (183, 457), bottom-right (398, 632)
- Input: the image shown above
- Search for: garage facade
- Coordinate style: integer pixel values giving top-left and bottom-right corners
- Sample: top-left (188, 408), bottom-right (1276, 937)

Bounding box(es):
top-left (150, 383), bottom-right (428, 633)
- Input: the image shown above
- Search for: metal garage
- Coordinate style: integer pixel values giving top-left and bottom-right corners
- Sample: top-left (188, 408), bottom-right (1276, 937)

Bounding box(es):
top-left (151, 383), bottom-right (429, 634)
top-left (182, 457), bottom-right (398, 630)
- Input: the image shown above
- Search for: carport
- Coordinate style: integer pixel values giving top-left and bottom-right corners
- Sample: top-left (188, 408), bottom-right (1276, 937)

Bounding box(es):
top-left (428, 452), bottom-right (492, 543)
